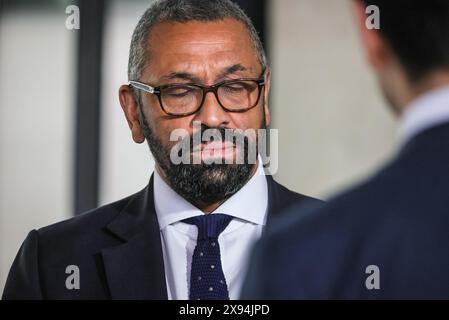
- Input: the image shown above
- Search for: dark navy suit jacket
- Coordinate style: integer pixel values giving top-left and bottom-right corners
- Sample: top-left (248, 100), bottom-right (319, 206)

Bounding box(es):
top-left (242, 122), bottom-right (449, 299)
top-left (2, 175), bottom-right (320, 299)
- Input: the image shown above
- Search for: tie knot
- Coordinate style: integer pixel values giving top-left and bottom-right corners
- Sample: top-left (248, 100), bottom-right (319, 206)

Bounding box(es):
top-left (182, 214), bottom-right (233, 240)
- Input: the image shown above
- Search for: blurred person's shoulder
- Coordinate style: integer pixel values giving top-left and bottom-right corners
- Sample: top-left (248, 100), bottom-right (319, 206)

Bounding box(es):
top-left (249, 141), bottom-right (449, 298)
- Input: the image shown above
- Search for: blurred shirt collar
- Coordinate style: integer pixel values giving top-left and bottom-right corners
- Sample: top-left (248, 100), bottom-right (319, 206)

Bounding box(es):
top-left (399, 85), bottom-right (449, 145)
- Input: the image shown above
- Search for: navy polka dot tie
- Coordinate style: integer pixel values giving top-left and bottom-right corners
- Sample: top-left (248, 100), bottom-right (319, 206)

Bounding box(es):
top-left (182, 213), bottom-right (233, 300)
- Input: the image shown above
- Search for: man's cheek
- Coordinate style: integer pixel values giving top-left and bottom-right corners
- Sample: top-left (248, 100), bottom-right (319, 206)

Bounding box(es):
top-left (166, 127), bottom-right (192, 165)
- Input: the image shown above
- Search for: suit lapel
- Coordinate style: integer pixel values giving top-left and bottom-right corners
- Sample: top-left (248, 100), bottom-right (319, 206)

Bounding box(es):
top-left (101, 175), bottom-right (168, 299)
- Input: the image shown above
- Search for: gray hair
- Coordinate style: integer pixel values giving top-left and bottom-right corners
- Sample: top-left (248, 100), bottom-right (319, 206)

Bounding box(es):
top-left (128, 0), bottom-right (267, 82)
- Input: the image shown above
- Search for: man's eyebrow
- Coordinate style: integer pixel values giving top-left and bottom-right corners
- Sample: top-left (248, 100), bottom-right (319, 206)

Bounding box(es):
top-left (159, 64), bottom-right (250, 83)
top-left (220, 64), bottom-right (248, 77)
top-left (161, 72), bottom-right (201, 83)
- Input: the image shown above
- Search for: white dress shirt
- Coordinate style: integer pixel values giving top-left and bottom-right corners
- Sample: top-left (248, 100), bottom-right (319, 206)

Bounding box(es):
top-left (153, 159), bottom-right (268, 300)
top-left (399, 85), bottom-right (449, 145)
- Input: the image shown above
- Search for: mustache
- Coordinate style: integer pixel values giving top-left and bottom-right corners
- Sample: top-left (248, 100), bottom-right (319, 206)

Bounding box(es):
top-left (169, 124), bottom-right (255, 162)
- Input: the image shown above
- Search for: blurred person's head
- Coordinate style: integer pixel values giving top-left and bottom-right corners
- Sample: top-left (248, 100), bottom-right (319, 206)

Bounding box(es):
top-left (119, 0), bottom-right (270, 212)
top-left (353, 0), bottom-right (449, 114)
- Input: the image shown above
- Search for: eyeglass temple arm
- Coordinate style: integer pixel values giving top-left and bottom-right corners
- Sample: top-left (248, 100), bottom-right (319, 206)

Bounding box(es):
top-left (128, 81), bottom-right (156, 94)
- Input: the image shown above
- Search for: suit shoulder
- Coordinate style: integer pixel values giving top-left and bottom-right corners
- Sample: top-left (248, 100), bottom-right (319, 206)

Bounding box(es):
top-left (36, 193), bottom-right (136, 241)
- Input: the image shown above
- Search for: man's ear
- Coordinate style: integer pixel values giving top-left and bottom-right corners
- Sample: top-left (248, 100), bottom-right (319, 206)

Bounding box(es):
top-left (263, 67), bottom-right (271, 128)
top-left (352, 0), bottom-right (390, 72)
top-left (119, 85), bottom-right (145, 143)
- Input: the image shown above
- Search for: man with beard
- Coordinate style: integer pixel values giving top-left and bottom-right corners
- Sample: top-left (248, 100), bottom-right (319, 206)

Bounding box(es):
top-left (3, 0), bottom-right (321, 300)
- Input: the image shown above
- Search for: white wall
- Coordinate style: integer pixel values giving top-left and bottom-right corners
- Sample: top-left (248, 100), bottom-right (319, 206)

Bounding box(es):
top-left (0, 9), bottom-right (75, 293)
top-left (269, 0), bottom-right (397, 199)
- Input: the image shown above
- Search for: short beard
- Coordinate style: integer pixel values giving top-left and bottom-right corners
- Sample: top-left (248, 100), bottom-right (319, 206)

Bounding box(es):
top-left (139, 106), bottom-right (265, 208)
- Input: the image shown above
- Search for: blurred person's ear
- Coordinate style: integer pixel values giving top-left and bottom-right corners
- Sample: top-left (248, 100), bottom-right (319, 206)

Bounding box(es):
top-left (119, 85), bottom-right (145, 144)
top-left (352, 0), bottom-right (391, 74)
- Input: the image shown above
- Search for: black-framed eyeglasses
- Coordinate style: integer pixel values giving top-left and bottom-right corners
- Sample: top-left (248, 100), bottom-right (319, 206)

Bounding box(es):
top-left (128, 71), bottom-right (266, 116)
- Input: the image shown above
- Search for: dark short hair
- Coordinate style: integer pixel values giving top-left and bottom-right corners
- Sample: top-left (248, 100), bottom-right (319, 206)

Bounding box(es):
top-left (128, 0), bottom-right (267, 82)
top-left (362, 0), bottom-right (449, 82)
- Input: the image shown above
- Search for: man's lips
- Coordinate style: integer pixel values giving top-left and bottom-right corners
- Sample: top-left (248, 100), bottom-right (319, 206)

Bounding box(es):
top-left (189, 141), bottom-right (236, 161)
top-left (192, 141), bottom-right (236, 152)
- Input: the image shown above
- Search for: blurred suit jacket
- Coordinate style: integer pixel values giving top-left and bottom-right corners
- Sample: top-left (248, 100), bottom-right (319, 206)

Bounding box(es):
top-left (242, 121), bottom-right (449, 299)
top-left (2, 175), bottom-right (320, 299)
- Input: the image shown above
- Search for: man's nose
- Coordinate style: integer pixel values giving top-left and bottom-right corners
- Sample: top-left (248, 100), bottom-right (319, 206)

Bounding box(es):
top-left (193, 91), bottom-right (231, 128)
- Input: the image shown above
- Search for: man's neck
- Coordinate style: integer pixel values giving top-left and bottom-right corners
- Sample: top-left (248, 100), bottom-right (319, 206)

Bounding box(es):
top-left (401, 71), bottom-right (449, 113)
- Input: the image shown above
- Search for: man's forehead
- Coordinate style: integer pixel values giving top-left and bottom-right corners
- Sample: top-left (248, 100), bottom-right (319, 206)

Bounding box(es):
top-left (148, 19), bottom-right (253, 52)
top-left (145, 19), bottom-right (260, 79)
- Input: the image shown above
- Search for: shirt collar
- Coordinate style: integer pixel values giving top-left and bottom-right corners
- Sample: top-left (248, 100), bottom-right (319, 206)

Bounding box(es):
top-left (153, 157), bottom-right (268, 230)
top-left (399, 85), bottom-right (449, 145)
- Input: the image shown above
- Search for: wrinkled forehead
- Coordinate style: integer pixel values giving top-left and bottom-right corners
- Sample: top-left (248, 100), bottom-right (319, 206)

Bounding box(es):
top-left (143, 19), bottom-right (261, 79)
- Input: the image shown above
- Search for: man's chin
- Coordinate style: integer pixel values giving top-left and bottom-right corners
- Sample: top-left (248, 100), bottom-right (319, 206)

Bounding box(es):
top-left (164, 161), bottom-right (255, 206)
